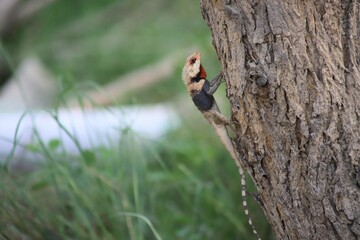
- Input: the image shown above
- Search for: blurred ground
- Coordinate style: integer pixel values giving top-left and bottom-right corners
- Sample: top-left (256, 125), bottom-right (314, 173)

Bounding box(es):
top-left (0, 0), bottom-right (221, 106)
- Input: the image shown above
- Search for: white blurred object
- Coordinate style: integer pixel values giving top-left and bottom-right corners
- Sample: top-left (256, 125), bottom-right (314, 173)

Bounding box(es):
top-left (0, 104), bottom-right (180, 165)
top-left (0, 57), bottom-right (56, 110)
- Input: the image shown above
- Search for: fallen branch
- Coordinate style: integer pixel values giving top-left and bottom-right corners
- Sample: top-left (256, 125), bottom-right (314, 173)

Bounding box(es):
top-left (0, 0), bottom-right (56, 36)
top-left (68, 53), bottom-right (178, 107)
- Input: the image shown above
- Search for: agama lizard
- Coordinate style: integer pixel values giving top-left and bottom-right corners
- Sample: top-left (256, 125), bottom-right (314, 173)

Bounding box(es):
top-left (181, 52), bottom-right (261, 240)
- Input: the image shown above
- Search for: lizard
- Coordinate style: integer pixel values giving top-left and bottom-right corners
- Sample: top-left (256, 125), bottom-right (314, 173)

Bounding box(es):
top-left (181, 52), bottom-right (261, 240)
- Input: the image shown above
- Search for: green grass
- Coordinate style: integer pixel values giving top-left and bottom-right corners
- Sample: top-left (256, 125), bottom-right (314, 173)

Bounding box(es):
top-left (1, 121), bottom-right (272, 240)
top-left (0, 0), bottom-right (274, 239)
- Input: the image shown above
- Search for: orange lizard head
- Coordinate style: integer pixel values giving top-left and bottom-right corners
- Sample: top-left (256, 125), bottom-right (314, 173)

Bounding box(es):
top-left (181, 52), bottom-right (207, 84)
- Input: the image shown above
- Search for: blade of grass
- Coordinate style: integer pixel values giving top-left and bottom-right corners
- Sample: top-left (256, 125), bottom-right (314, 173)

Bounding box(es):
top-left (114, 212), bottom-right (162, 240)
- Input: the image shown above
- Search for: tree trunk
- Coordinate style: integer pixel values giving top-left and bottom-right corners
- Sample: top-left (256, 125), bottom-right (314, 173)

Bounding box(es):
top-left (200, 0), bottom-right (360, 239)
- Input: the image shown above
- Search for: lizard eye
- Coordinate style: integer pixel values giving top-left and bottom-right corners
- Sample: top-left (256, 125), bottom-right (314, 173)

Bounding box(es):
top-left (190, 58), bottom-right (196, 65)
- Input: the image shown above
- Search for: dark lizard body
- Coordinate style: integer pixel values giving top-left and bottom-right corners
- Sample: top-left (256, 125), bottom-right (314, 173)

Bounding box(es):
top-left (191, 78), bottom-right (214, 112)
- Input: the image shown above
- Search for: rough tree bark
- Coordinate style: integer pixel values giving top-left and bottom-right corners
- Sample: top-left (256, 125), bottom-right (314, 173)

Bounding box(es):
top-left (200, 0), bottom-right (360, 239)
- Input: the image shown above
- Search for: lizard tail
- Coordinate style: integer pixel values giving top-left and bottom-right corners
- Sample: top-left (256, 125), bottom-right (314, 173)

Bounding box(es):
top-left (238, 165), bottom-right (262, 240)
top-left (209, 119), bottom-right (261, 240)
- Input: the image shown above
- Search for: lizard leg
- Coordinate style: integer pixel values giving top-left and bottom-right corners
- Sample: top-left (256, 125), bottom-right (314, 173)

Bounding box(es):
top-left (206, 72), bottom-right (224, 95)
top-left (207, 110), bottom-right (238, 133)
top-left (209, 110), bottom-right (232, 125)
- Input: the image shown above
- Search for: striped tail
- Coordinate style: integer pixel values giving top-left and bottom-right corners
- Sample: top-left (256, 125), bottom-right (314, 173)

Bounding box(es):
top-left (210, 120), bottom-right (261, 240)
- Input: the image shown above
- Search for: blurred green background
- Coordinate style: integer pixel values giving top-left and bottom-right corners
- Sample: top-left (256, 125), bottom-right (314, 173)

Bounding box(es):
top-left (0, 0), bottom-right (273, 239)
